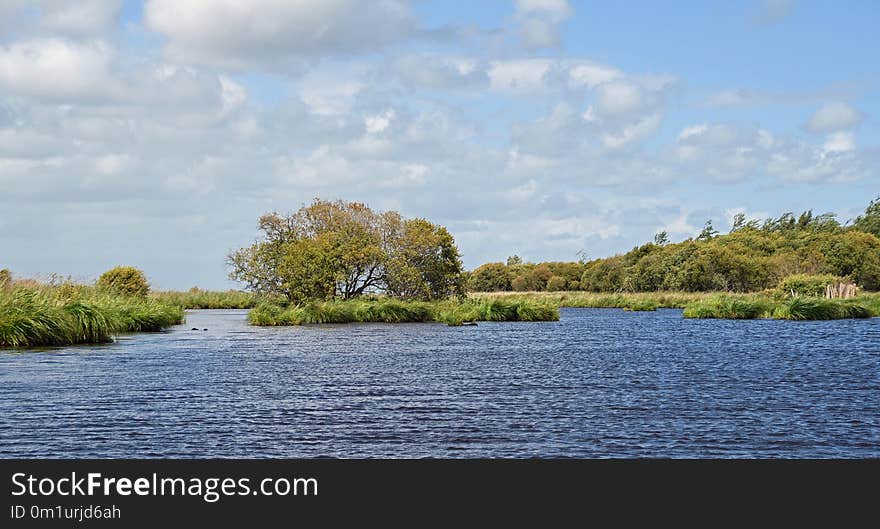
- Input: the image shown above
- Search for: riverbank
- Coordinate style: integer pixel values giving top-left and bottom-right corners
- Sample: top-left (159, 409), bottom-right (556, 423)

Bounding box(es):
top-left (470, 291), bottom-right (880, 320)
top-left (248, 298), bottom-right (560, 326)
top-left (151, 289), bottom-right (267, 309)
top-left (0, 286), bottom-right (184, 348)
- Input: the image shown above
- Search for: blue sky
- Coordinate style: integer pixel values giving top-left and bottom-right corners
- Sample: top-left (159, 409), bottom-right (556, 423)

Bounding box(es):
top-left (0, 0), bottom-right (877, 289)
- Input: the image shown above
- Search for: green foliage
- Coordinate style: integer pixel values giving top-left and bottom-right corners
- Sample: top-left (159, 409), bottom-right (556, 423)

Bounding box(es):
top-left (853, 196), bottom-right (880, 238)
top-left (96, 266), bottom-right (150, 297)
top-left (681, 294), bottom-right (874, 320)
top-left (622, 299), bottom-right (659, 311)
top-left (0, 269), bottom-right (10, 289)
top-left (248, 298), bottom-right (559, 327)
top-left (473, 291), bottom-right (878, 321)
top-left (229, 199), bottom-right (464, 302)
top-left (820, 231), bottom-right (880, 290)
top-left (682, 295), bottom-right (773, 319)
top-left (468, 262), bottom-right (512, 292)
top-left (777, 274), bottom-right (843, 297)
top-left (0, 284), bottom-right (183, 348)
top-left (468, 198), bottom-right (880, 295)
top-left (546, 275), bottom-right (567, 291)
top-left (772, 297), bottom-right (871, 320)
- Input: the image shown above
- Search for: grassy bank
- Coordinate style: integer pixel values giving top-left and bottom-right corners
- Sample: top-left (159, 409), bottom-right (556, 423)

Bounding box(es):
top-left (151, 288), bottom-right (269, 309)
top-left (472, 290), bottom-right (880, 320)
top-left (683, 294), bottom-right (876, 320)
top-left (0, 286), bottom-right (184, 348)
top-left (248, 298), bottom-right (559, 326)
top-left (470, 291), bottom-right (708, 310)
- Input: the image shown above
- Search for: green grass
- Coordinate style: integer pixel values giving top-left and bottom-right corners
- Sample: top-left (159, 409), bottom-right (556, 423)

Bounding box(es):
top-left (470, 291), bottom-right (707, 309)
top-left (248, 298), bottom-right (560, 326)
top-left (682, 294), bottom-right (874, 320)
top-left (151, 289), bottom-right (270, 309)
top-left (682, 295), bottom-right (773, 319)
top-left (0, 286), bottom-right (184, 348)
top-left (473, 290), bottom-right (879, 321)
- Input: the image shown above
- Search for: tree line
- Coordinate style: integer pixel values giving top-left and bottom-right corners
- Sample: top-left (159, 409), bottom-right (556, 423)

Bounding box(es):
top-left (468, 198), bottom-right (880, 293)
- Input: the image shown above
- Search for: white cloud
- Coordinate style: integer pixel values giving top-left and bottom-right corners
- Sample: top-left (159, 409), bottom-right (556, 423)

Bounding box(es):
top-left (365, 109), bottom-right (396, 134)
top-left (488, 58), bottom-right (554, 93)
top-left (391, 54), bottom-right (488, 90)
top-left (805, 102), bottom-right (863, 133)
top-left (144, 0), bottom-right (414, 70)
top-left (822, 131), bottom-right (855, 153)
top-left (567, 61), bottom-right (622, 89)
top-left (0, 39), bottom-right (119, 102)
top-left (513, 0), bottom-right (573, 49)
top-left (0, 1), bottom-right (122, 37)
top-left (37, 0), bottom-right (123, 36)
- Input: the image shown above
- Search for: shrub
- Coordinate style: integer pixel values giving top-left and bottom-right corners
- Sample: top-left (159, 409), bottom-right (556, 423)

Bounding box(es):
top-left (546, 275), bottom-right (567, 291)
top-left (97, 266), bottom-right (150, 297)
top-left (0, 269), bottom-right (10, 289)
top-left (778, 274), bottom-right (843, 297)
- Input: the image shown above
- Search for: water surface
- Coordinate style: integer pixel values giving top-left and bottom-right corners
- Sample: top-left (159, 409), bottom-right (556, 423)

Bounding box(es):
top-left (1, 309), bottom-right (878, 458)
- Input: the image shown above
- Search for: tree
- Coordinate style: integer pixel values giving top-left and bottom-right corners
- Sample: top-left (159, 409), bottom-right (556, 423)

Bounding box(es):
top-left (697, 220), bottom-right (718, 241)
top-left (468, 263), bottom-right (512, 292)
top-left (228, 199), bottom-right (465, 302)
top-left (0, 269), bottom-right (10, 289)
top-left (653, 231), bottom-right (669, 246)
top-left (546, 275), bottom-right (567, 291)
top-left (853, 197), bottom-right (880, 237)
top-left (730, 213), bottom-right (746, 232)
top-left (506, 255), bottom-right (523, 266)
top-left (384, 219), bottom-right (465, 300)
top-left (97, 266), bottom-right (150, 297)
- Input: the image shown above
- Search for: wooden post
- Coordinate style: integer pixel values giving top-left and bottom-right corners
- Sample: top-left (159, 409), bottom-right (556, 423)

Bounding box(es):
top-left (825, 282), bottom-right (857, 299)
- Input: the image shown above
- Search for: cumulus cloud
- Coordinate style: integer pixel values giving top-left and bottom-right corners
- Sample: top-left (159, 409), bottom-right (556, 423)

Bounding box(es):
top-left (391, 54), bottom-right (488, 90)
top-left (805, 102), bottom-right (864, 133)
top-left (0, 38), bottom-right (120, 102)
top-left (513, 0), bottom-right (574, 49)
top-left (0, 1), bottom-right (122, 37)
top-left (144, 0), bottom-right (414, 69)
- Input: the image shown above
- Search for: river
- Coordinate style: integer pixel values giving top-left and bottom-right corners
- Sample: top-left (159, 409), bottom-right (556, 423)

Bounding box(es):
top-left (1, 308), bottom-right (877, 458)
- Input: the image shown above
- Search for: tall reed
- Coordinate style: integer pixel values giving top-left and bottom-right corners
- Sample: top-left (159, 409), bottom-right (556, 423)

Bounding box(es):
top-left (248, 298), bottom-right (560, 326)
top-left (0, 286), bottom-right (184, 348)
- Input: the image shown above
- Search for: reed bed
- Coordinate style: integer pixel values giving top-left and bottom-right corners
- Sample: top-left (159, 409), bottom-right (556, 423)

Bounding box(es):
top-left (473, 290), bottom-right (879, 320)
top-left (471, 291), bottom-right (707, 310)
top-left (0, 286), bottom-right (184, 348)
top-left (248, 298), bottom-right (560, 326)
top-left (682, 294), bottom-right (874, 320)
top-left (151, 289), bottom-right (270, 309)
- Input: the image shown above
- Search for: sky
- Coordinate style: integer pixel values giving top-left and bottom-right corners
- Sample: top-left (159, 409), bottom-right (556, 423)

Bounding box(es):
top-left (0, 0), bottom-right (878, 290)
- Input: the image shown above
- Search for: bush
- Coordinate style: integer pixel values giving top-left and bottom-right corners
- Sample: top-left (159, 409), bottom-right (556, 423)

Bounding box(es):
top-left (546, 275), bottom-right (567, 291)
top-left (97, 266), bottom-right (150, 297)
top-left (0, 269), bottom-right (10, 289)
top-left (468, 262), bottom-right (512, 292)
top-left (778, 274), bottom-right (843, 297)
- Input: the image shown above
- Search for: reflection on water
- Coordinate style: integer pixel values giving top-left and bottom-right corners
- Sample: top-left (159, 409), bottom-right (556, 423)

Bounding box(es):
top-left (1, 309), bottom-right (878, 458)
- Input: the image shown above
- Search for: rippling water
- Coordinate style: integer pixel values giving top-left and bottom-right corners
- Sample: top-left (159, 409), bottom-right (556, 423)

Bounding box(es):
top-left (1, 308), bottom-right (878, 458)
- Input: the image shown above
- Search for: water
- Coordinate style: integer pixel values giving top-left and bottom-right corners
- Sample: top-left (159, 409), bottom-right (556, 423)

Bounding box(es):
top-left (1, 308), bottom-right (878, 458)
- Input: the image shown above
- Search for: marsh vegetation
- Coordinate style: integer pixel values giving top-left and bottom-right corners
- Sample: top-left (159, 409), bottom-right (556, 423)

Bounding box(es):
top-left (0, 280), bottom-right (183, 348)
